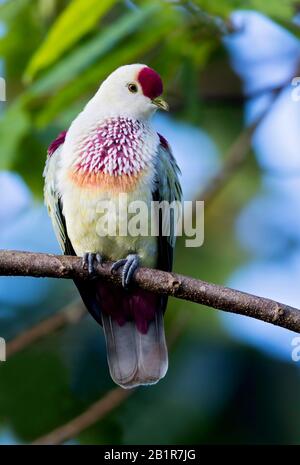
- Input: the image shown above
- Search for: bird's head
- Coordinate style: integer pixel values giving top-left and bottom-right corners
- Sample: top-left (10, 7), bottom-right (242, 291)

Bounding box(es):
top-left (87, 64), bottom-right (168, 120)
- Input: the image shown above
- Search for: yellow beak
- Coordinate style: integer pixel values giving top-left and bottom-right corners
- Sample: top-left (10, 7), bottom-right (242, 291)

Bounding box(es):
top-left (152, 96), bottom-right (169, 111)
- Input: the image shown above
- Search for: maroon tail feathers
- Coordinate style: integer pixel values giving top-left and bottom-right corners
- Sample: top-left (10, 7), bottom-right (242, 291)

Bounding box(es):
top-left (97, 283), bottom-right (168, 389)
top-left (74, 277), bottom-right (168, 388)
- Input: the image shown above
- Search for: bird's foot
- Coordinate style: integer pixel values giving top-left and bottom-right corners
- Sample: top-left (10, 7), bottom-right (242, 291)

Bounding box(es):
top-left (111, 254), bottom-right (140, 288)
top-left (82, 252), bottom-right (103, 277)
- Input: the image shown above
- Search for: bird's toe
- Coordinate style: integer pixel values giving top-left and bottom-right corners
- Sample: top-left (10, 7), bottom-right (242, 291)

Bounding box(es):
top-left (111, 254), bottom-right (140, 288)
top-left (82, 252), bottom-right (103, 276)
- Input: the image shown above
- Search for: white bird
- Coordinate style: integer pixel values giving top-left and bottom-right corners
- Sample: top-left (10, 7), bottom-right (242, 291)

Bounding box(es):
top-left (44, 64), bottom-right (181, 388)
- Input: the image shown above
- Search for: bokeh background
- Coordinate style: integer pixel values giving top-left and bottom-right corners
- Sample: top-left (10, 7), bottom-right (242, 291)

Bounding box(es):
top-left (0, 0), bottom-right (300, 445)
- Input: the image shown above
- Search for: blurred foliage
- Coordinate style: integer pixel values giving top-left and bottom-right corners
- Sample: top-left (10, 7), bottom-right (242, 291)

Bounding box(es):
top-left (25, 0), bottom-right (117, 79)
top-left (194, 0), bottom-right (295, 20)
top-left (0, 0), bottom-right (300, 445)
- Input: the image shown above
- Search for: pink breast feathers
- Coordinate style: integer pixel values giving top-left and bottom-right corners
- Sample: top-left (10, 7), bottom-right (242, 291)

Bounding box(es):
top-left (75, 117), bottom-right (147, 178)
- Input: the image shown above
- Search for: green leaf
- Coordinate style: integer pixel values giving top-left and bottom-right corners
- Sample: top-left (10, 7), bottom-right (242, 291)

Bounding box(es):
top-left (250, 0), bottom-right (295, 20)
top-left (35, 11), bottom-right (176, 126)
top-left (0, 100), bottom-right (31, 170)
top-left (28, 2), bottom-right (161, 96)
top-left (25, 0), bottom-right (117, 81)
top-left (193, 0), bottom-right (295, 20)
top-left (0, 0), bottom-right (30, 22)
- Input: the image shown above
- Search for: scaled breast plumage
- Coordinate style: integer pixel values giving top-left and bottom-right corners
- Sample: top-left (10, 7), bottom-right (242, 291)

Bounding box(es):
top-left (67, 117), bottom-right (158, 192)
top-left (74, 117), bottom-right (154, 176)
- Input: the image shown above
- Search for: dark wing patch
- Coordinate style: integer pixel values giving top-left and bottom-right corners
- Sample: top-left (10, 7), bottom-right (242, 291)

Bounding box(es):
top-left (152, 188), bottom-right (174, 273)
top-left (153, 134), bottom-right (182, 311)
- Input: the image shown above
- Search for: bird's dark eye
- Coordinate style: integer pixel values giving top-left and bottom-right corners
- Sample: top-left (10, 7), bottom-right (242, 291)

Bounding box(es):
top-left (128, 83), bottom-right (138, 93)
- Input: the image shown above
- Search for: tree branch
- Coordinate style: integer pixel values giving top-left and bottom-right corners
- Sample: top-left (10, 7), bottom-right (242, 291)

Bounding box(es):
top-left (1, 249), bottom-right (299, 333)
top-left (197, 86), bottom-right (283, 204)
top-left (32, 387), bottom-right (132, 445)
top-left (6, 301), bottom-right (85, 357)
top-left (198, 121), bottom-right (257, 204)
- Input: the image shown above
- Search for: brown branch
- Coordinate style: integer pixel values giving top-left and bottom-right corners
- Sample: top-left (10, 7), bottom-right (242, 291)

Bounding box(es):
top-left (32, 387), bottom-right (132, 445)
top-left (1, 249), bottom-right (299, 333)
top-left (6, 301), bottom-right (85, 357)
top-left (198, 121), bottom-right (257, 204)
top-left (197, 82), bottom-right (286, 204)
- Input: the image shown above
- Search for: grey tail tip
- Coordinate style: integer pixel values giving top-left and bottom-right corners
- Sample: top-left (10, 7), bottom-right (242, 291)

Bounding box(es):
top-left (114, 370), bottom-right (168, 390)
top-left (101, 311), bottom-right (168, 389)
